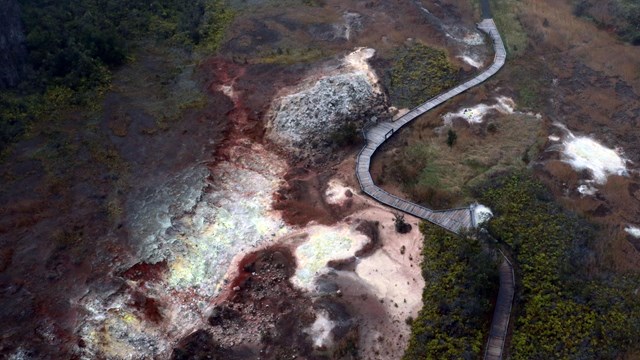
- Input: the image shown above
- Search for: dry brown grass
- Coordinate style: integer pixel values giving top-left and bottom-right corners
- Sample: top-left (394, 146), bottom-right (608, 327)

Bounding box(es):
top-left (519, 0), bottom-right (640, 89)
top-left (373, 96), bottom-right (543, 208)
top-left (498, 0), bottom-right (640, 273)
top-left (107, 112), bottom-right (131, 137)
top-left (542, 160), bottom-right (580, 187)
top-left (592, 226), bottom-right (640, 273)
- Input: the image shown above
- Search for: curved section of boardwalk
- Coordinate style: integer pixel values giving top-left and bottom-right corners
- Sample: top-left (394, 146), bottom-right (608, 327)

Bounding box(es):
top-left (355, 18), bottom-right (506, 234)
top-left (354, 15), bottom-right (515, 360)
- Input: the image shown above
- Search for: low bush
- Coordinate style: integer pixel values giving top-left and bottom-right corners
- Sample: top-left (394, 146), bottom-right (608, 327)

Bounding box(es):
top-left (384, 43), bottom-right (459, 108)
top-left (403, 224), bottom-right (498, 360)
top-left (481, 173), bottom-right (640, 359)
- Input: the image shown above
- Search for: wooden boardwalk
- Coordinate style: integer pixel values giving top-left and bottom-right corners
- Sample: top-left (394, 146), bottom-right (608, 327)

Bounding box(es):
top-left (355, 18), bottom-right (506, 234)
top-left (354, 17), bottom-right (515, 360)
top-left (484, 253), bottom-right (515, 360)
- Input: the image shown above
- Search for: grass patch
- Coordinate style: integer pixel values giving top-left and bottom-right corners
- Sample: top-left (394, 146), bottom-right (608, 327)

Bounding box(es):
top-left (382, 143), bottom-right (452, 208)
top-left (506, 60), bottom-right (550, 110)
top-left (489, 0), bottom-right (529, 57)
top-left (378, 110), bottom-right (542, 208)
top-left (253, 47), bottom-right (327, 65)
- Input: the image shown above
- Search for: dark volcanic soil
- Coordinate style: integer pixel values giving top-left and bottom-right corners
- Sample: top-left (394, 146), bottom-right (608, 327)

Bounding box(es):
top-left (170, 247), bottom-right (361, 360)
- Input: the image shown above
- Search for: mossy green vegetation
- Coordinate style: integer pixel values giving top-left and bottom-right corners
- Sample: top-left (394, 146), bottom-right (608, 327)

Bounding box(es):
top-left (385, 43), bottom-right (459, 108)
top-left (198, 0), bottom-right (236, 53)
top-left (0, 84), bottom-right (99, 155)
top-left (480, 174), bottom-right (640, 359)
top-left (253, 47), bottom-right (327, 65)
top-left (403, 224), bottom-right (498, 360)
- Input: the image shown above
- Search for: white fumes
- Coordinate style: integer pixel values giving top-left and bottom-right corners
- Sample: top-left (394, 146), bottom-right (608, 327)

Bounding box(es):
top-left (473, 204), bottom-right (493, 225)
top-left (442, 96), bottom-right (515, 125)
top-left (562, 136), bottom-right (627, 184)
top-left (625, 226), bottom-right (640, 238)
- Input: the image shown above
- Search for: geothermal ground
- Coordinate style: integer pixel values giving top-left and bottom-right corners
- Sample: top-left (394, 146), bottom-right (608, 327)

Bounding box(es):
top-left (2, 0), bottom-right (640, 359)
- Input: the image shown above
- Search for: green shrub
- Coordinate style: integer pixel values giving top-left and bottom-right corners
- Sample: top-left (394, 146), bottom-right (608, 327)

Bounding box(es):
top-left (331, 122), bottom-right (359, 146)
top-left (481, 173), bottom-right (640, 359)
top-left (403, 224), bottom-right (498, 360)
top-left (385, 44), bottom-right (459, 108)
top-left (446, 129), bottom-right (457, 147)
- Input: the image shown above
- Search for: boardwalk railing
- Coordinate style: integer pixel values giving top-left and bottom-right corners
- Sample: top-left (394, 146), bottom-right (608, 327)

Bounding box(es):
top-left (384, 129), bottom-right (393, 140)
top-left (355, 18), bottom-right (506, 234)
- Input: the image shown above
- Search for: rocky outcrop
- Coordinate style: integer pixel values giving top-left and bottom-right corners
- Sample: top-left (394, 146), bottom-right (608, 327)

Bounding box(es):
top-left (266, 48), bottom-right (388, 162)
top-left (0, 0), bottom-right (27, 88)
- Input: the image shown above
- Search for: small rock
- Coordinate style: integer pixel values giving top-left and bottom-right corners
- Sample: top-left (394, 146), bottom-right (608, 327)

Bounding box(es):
top-left (233, 286), bottom-right (241, 292)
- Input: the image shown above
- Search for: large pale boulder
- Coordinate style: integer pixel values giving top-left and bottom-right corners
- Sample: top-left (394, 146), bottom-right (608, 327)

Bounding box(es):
top-left (266, 48), bottom-right (388, 161)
